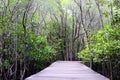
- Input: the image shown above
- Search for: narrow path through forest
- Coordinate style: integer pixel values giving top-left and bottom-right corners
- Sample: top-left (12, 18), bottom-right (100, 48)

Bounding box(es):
top-left (25, 61), bottom-right (109, 80)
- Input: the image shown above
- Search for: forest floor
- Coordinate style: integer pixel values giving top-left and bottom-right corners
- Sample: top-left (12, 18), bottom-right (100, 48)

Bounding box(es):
top-left (25, 61), bottom-right (109, 80)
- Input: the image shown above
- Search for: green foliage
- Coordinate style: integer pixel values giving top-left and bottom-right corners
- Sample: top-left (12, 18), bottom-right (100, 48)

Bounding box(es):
top-left (27, 33), bottom-right (56, 62)
top-left (16, 26), bottom-right (56, 67)
top-left (113, 8), bottom-right (120, 27)
top-left (3, 60), bottom-right (9, 69)
top-left (1, 0), bottom-right (120, 79)
top-left (114, 0), bottom-right (120, 8)
top-left (78, 48), bottom-right (91, 61)
top-left (78, 6), bottom-right (120, 63)
top-left (78, 25), bottom-right (120, 62)
top-left (46, 22), bottom-right (63, 58)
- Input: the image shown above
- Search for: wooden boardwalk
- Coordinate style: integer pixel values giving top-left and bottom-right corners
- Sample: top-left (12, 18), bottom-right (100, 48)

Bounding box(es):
top-left (25, 61), bottom-right (109, 80)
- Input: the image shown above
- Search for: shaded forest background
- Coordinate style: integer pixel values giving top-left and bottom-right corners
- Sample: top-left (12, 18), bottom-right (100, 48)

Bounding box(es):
top-left (0, 0), bottom-right (120, 80)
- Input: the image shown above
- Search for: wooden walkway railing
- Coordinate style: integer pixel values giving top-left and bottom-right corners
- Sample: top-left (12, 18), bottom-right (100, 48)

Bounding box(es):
top-left (25, 61), bottom-right (109, 80)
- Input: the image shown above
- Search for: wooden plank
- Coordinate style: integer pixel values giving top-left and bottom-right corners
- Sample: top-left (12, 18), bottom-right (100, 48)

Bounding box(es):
top-left (25, 61), bottom-right (109, 80)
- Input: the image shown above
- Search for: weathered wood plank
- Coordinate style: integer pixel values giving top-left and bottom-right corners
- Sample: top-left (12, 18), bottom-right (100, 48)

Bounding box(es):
top-left (25, 61), bottom-right (109, 80)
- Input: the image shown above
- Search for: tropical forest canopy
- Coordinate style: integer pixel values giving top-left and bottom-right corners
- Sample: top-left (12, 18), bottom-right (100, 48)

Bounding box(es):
top-left (0, 0), bottom-right (120, 80)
